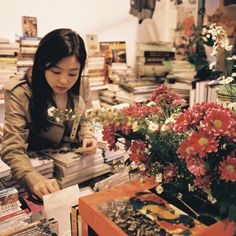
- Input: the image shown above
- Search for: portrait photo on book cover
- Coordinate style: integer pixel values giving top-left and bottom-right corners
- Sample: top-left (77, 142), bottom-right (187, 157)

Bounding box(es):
top-left (22, 16), bottom-right (38, 37)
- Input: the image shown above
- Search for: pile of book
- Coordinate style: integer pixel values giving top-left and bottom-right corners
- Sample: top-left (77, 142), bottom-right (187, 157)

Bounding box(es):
top-left (0, 187), bottom-right (32, 235)
top-left (0, 152), bottom-right (54, 198)
top-left (46, 149), bottom-right (112, 189)
top-left (136, 42), bottom-right (173, 79)
top-left (116, 80), bottom-right (158, 103)
top-left (0, 37), bottom-right (19, 96)
top-left (16, 35), bottom-right (41, 73)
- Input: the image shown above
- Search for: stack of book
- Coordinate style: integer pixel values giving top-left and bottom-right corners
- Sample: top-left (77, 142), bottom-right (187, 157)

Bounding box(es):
top-left (0, 37), bottom-right (19, 96)
top-left (136, 42), bottom-right (173, 79)
top-left (116, 80), bottom-right (157, 104)
top-left (84, 55), bottom-right (106, 88)
top-left (0, 187), bottom-right (32, 235)
top-left (164, 60), bottom-right (196, 104)
top-left (0, 153), bottom-right (54, 198)
top-left (47, 149), bottom-right (112, 189)
top-left (16, 35), bottom-right (41, 73)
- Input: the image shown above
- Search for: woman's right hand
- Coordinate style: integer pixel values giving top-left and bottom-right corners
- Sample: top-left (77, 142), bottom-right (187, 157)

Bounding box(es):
top-left (32, 178), bottom-right (60, 200)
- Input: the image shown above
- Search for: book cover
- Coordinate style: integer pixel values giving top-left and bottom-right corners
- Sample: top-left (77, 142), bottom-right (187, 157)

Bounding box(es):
top-left (86, 34), bottom-right (99, 56)
top-left (22, 16), bottom-right (37, 37)
top-left (100, 41), bottom-right (127, 63)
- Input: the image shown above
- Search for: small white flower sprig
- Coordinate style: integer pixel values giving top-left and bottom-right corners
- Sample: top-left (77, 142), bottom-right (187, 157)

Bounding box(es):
top-left (47, 106), bottom-right (77, 123)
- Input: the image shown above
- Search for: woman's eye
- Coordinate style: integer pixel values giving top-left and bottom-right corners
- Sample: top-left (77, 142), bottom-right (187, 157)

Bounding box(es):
top-left (52, 71), bottom-right (60, 74)
top-left (69, 74), bottom-right (77, 77)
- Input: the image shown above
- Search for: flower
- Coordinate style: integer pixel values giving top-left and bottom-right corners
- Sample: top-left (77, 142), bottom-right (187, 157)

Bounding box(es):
top-left (89, 85), bottom-right (188, 195)
top-left (47, 106), bottom-right (76, 123)
top-left (206, 23), bottom-right (236, 105)
top-left (175, 102), bottom-right (236, 221)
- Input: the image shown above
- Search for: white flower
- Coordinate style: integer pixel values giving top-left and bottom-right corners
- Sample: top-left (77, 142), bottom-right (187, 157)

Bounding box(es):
top-left (132, 121), bottom-right (139, 132)
top-left (55, 117), bottom-right (60, 123)
top-left (207, 193), bottom-right (217, 204)
top-left (47, 106), bottom-right (56, 117)
top-left (138, 164), bottom-right (146, 171)
top-left (155, 173), bottom-right (163, 183)
top-left (160, 124), bottom-right (168, 132)
top-left (146, 101), bottom-right (156, 106)
top-left (165, 116), bottom-right (175, 124)
top-left (209, 62), bottom-right (216, 70)
top-left (155, 185), bottom-right (164, 194)
top-left (226, 55), bottom-right (236, 60)
top-left (188, 184), bottom-right (195, 192)
top-left (218, 76), bottom-right (234, 85)
top-left (147, 121), bottom-right (159, 132)
top-left (177, 192), bottom-right (183, 199)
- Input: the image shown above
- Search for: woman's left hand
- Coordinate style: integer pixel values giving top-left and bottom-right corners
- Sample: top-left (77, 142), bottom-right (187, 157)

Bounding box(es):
top-left (78, 137), bottom-right (97, 154)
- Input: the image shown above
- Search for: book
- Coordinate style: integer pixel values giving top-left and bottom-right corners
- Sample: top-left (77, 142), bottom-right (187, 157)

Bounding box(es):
top-left (46, 149), bottom-right (102, 168)
top-left (100, 41), bottom-right (127, 63)
top-left (0, 159), bottom-right (11, 178)
top-left (86, 34), bottom-right (99, 56)
top-left (22, 16), bottom-right (37, 37)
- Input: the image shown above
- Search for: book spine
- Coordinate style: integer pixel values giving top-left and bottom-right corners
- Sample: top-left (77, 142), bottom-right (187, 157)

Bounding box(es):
top-left (70, 205), bottom-right (79, 236)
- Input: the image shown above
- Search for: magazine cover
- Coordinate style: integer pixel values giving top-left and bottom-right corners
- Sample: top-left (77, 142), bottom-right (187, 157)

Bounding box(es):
top-left (22, 16), bottom-right (38, 37)
top-left (100, 41), bottom-right (127, 64)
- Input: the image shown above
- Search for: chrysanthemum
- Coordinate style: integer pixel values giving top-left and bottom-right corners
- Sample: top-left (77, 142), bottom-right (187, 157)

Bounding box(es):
top-left (219, 156), bottom-right (236, 182)
top-left (194, 174), bottom-right (212, 190)
top-left (163, 163), bottom-right (178, 183)
top-left (190, 129), bottom-right (218, 158)
top-left (129, 140), bottom-right (148, 164)
top-left (202, 108), bottom-right (233, 136)
top-left (177, 138), bottom-right (194, 159)
top-left (186, 157), bottom-right (206, 176)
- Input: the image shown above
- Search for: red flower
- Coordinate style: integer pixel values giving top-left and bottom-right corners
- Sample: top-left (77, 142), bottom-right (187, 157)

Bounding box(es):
top-left (177, 138), bottom-right (195, 159)
top-left (163, 163), bottom-right (178, 183)
top-left (194, 174), bottom-right (212, 190)
top-left (202, 108), bottom-right (233, 136)
top-left (129, 140), bottom-right (148, 164)
top-left (186, 157), bottom-right (206, 176)
top-left (189, 129), bottom-right (218, 158)
top-left (219, 156), bottom-right (236, 182)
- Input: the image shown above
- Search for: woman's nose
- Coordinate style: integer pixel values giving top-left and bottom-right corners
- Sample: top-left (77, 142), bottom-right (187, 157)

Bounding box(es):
top-left (59, 75), bottom-right (67, 84)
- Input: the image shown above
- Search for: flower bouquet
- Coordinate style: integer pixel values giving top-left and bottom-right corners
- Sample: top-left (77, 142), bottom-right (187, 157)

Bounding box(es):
top-left (175, 101), bottom-right (236, 222)
top-left (90, 85), bottom-right (190, 195)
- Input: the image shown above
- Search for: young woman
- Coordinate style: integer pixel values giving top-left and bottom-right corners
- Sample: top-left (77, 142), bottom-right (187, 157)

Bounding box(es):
top-left (1, 28), bottom-right (97, 199)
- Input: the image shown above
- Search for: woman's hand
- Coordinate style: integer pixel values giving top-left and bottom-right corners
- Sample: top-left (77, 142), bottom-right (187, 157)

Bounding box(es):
top-left (79, 137), bottom-right (97, 155)
top-left (32, 178), bottom-right (60, 200)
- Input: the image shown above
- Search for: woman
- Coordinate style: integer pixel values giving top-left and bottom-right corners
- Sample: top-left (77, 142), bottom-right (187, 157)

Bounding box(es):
top-left (1, 28), bottom-right (97, 199)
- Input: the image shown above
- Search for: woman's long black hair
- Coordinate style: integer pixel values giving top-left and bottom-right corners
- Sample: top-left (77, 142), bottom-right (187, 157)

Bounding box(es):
top-left (29, 28), bottom-right (87, 132)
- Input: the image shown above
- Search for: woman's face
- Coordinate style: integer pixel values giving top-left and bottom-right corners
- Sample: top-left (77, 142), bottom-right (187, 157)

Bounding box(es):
top-left (45, 55), bottom-right (81, 94)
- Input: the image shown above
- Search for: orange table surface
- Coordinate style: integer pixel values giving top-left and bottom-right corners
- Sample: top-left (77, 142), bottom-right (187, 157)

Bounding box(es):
top-left (79, 178), bottom-right (236, 236)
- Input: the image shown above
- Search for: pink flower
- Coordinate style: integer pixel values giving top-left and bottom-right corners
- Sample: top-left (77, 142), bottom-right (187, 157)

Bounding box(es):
top-left (186, 157), bottom-right (206, 176)
top-left (163, 163), bottom-right (178, 183)
top-left (194, 174), bottom-right (212, 190)
top-left (219, 156), bottom-right (236, 182)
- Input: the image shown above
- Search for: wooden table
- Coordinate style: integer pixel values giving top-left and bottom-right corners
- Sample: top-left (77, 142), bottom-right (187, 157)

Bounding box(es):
top-left (79, 178), bottom-right (236, 236)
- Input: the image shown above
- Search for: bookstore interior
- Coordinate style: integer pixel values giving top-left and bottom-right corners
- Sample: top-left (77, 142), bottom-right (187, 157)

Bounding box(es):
top-left (0, 0), bottom-right (236, 235)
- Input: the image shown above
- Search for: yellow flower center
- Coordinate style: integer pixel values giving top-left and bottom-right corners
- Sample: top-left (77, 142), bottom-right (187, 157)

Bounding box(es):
top-left (198, 137), bottom-right (208, 146)
top-left (186, 147), bottom-right (192, 154)
top-left (213, 119), bottom-right (222, 128)
top-left (226, 164), bottom-right (234, 173)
